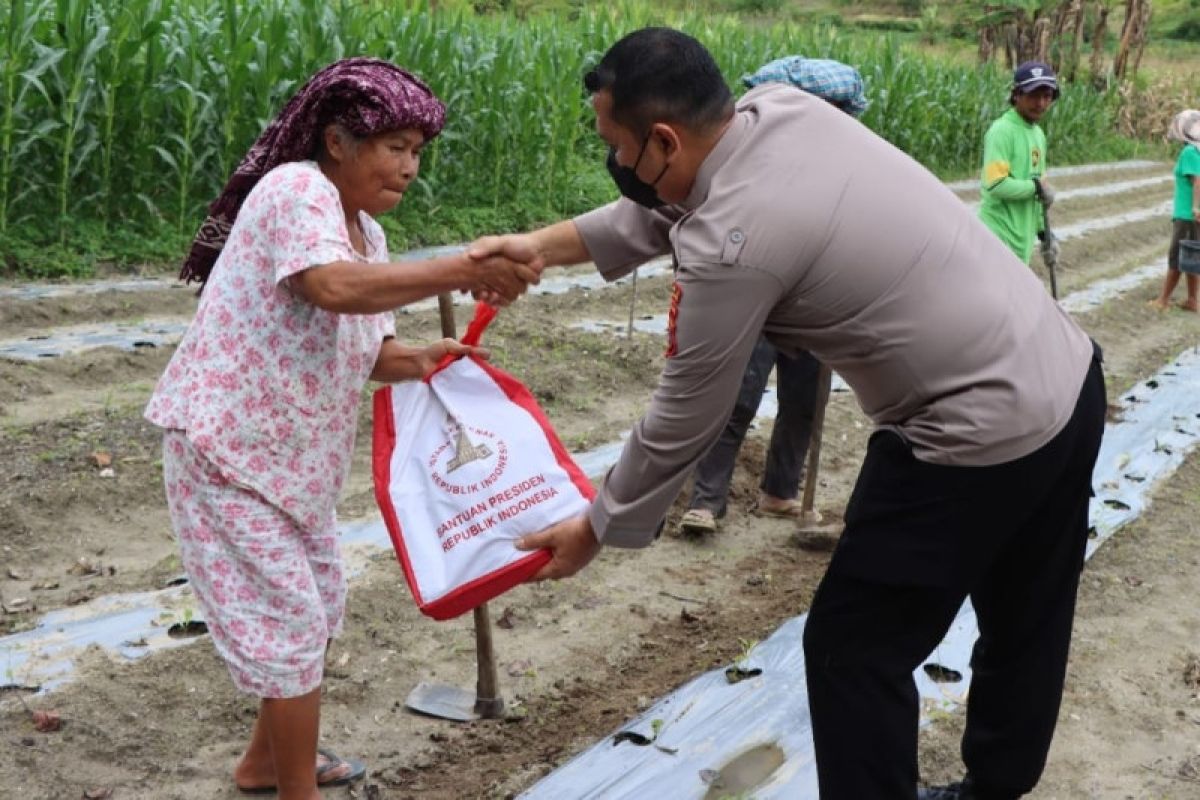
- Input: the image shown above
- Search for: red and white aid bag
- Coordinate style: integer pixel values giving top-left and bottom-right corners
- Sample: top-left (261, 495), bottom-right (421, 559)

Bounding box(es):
top-left (373, 303), bottom-right (595, 620)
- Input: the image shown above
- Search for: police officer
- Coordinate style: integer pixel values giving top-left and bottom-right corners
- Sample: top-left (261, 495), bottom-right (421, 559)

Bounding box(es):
top-left (472, 28), bottom-right (1106, 800)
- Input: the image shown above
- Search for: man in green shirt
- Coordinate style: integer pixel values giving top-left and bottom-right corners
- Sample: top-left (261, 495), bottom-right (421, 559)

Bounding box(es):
top-left (978, 61), bottom-right (1059, 267)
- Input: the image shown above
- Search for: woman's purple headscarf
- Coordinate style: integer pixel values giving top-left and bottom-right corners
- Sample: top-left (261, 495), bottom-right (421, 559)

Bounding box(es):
top-left (181, 57), bottom-right (446, 287)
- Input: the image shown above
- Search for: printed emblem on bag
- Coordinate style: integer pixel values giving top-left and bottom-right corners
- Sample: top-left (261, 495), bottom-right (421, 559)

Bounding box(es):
top-left (666, 281), bottom-right (682, 358)
top-left (446, 424), bottom-right (493, 472)
top-left (425, 414), bottom-right (566, 554)
top-left (428, 415), bottom-right (508, 497)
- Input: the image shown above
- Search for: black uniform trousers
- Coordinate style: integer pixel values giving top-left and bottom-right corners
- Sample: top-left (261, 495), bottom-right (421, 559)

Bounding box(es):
top-left (803, 345), bottom-right (1106, 799)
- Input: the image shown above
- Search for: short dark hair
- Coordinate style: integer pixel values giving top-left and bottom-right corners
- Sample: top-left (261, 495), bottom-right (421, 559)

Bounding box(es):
top-left (583, 28), bottom-right (733, 137)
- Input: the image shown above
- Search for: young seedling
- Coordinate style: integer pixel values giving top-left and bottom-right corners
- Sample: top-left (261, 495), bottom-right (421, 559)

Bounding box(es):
top-left (611, 717), bottom-right (676, 754)
top-left (165, 604), bottom-right (207, 639)
top-left (725, 638), bottom-right (763, 685)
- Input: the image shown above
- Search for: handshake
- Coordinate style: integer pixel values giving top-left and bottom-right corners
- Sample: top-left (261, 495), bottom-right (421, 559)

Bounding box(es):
top-left (461, 233), bottom-right (546, 307)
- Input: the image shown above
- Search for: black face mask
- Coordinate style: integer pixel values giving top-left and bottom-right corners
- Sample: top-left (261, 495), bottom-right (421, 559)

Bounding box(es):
top-left (606, 133), bottom-right (669, 209)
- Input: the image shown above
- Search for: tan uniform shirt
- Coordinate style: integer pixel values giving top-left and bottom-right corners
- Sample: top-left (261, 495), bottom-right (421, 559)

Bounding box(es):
top-left (573, 83), bottom-right (1094, 548)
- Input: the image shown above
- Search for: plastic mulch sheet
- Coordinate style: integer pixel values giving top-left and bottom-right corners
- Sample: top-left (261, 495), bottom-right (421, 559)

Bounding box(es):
top-left (0, 318), bottom-right (190, 360)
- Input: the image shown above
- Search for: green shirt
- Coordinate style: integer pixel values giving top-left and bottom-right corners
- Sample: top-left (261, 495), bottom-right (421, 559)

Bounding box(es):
top-left (1172, 145), bottom-right (1200, 222)
top-left (978, 108), bottom-right (1047, 264)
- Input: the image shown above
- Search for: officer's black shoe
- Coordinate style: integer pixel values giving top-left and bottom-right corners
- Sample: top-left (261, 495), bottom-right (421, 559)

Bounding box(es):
top-left (917, 782), bottom-right (973, 800)
top-left (918, 774), bottom-right (1015, 800)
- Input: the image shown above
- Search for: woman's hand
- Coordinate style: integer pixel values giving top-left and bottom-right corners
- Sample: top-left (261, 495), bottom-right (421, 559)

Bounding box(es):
top-left (415, 338), bottom-right (489, 378)
top-left (370, 337), bottom-right (488, 383)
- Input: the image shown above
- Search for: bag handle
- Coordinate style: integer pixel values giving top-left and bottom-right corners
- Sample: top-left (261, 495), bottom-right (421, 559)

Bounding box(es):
top-left (431, 302), bottom-right (498, 375)
top-left (460, 301), bottom-right (498, 347)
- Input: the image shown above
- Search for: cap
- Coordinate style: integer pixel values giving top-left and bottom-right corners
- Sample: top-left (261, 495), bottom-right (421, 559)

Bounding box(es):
top-left (1013, 61), bottom-right (1059, 97)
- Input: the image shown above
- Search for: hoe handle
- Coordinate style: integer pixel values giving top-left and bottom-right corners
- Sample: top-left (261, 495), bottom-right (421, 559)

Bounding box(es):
top-left (437, 293), bottom-right (457, 341)
top-left (1042, 205), bottom-right (1059, 300)
top-left (473, 605), bottom-right (504, 718)
top-left (436, 292), bottom-right (505, 719)
top-left (800, 363), bottom-right (833, 515)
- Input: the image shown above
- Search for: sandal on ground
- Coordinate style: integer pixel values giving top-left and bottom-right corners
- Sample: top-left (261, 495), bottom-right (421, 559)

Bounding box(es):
top-left (237, 748), bottom-right (367, 794)
top-left (1177, 301), bottom-right (1199, 313)
top-left (678, 508), bottom-right (717, 534)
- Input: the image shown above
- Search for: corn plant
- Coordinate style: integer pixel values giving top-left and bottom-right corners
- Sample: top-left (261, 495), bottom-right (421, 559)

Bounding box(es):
top-left (92, 0), bottom-right (166, 230)
top-left (156, 11), bottom-right (220, 233)
top-left (212, 0), bottom-right (261, 180)
top-left (42, 0), bottom-right (110, 244)
top-left (1, 0), bottom-right (55, 234)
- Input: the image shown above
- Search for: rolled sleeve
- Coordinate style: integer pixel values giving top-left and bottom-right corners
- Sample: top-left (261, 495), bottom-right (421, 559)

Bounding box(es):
top-left (589, 261), bottom-right (784, 547)
top-left (573, 200), bottom-right (681, 281)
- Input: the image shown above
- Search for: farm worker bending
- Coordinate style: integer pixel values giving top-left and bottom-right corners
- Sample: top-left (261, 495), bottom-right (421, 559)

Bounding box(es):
top-left (678, 55), bottom-right (867, 535)
top-left (144, 58), bottom-right (535, 799)
top-left (978, 61), bottom-right (1060, 267)
top-left (471, 28), bottom-right (1106, 800)
top-left (1148, 108), bottom-right (1200, 312)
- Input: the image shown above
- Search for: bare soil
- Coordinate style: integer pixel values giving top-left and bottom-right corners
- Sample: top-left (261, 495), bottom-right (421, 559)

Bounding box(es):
top-left (2, 163), bottom-right (1200, 799)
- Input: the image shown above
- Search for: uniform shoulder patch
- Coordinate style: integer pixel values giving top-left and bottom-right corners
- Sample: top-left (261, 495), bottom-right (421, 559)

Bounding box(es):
top-left (665, 281), bottom-right (682, 358)
top-left (984, 160), bottom-right (1011, 186)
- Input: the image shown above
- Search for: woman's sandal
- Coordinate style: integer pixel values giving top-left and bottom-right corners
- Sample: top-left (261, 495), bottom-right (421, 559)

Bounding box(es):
top-left (237, 748), bottom-right (366, 794)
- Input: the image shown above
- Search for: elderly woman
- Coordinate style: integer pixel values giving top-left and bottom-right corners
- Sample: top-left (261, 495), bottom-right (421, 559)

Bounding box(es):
top-left (1150, 109), bottom-right (1200, 312)
top-left (144, 58), bottom-right (533, 798)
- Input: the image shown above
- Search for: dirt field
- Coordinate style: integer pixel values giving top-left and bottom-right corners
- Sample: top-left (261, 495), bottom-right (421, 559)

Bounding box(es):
top-left (2, 162), bottom-right (1199, 799)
